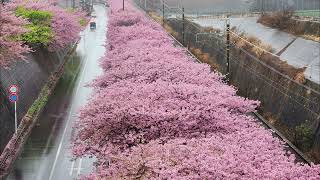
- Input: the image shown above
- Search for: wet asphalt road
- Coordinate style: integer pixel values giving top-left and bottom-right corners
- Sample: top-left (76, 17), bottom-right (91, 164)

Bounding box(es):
top-left (7, 4), bottom-right (107, 180)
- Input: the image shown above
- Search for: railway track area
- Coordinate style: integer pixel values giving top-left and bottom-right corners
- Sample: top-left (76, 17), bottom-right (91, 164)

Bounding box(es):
top-left (136, 2), bottom-right (314, 166)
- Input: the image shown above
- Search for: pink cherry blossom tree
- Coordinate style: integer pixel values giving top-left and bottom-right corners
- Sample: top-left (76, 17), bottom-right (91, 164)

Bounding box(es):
top-left (47, 5), bottom-right (82, 50)
top-left (88, 137), bottom-right (320, 179)
top-left (6, 0), bottom-right (86, 51)
top-left (0, 4), bottom-right (30, 67)
top-left (73, 0), bottom-right (320, 179)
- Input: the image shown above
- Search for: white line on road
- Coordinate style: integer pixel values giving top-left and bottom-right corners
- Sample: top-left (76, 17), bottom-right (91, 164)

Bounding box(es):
top-left (69, 160), bottom-right (75, 176)
top-left (77, 158), bottom-right (83, 175)
top-left (48, 28), bottom-right (90, 180)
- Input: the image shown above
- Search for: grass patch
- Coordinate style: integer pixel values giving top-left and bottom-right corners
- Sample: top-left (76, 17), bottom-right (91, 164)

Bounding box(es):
top-left (189, 47), bottom-right (219, 70)
top-left (258, 11), bottom-right (320, 42)
top-left (148, 11), bottom-right (179, 38)
top-left (26, 85), bottom-right (50, 117)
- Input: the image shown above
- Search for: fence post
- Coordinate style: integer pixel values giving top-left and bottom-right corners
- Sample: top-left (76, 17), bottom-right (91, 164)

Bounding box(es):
top-left (182, 7), bottom-right (185, 46)
top-left (162, 0), bottom-right (164, 26)
top-left (226, 15), bottom-right (230, 78)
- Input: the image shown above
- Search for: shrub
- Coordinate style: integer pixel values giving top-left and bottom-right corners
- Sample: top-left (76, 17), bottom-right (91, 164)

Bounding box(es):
top-left (258, 11), bottom-right (293, 29)
top-left (27, 85), bottom-right (49, 117)
top-left (15, 7), bottom-right (53, 46)
top-left (79, 18), bottom-right (87, 26)
top-left (295, 123), bottom-right (314, 151)
top-left (7, 0), bottom-right (85, 50)
top-left (15, 7), bottom-right (52, 25)
top-left (258, 11), bottom-right (320, 42)
top-left (189, 47), bottom-right (219, 70)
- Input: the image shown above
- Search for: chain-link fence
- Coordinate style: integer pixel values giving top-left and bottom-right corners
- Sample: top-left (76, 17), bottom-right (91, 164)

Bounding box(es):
top-left (134, 0), bottom-right (320, 163)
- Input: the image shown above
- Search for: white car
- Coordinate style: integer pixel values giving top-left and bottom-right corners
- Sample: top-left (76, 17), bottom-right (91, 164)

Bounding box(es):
top-left (91, 12), bottom-right (97, 18)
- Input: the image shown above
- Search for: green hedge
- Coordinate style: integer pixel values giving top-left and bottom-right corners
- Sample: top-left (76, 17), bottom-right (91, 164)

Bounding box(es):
top-left (15, 7), bottom-right (53, 46)
top-left (27, 85), bottom-right (49, 117)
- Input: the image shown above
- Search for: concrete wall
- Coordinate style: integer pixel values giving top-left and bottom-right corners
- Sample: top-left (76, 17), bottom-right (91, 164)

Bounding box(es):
top-left (0, 48), bottom-right (69, 153)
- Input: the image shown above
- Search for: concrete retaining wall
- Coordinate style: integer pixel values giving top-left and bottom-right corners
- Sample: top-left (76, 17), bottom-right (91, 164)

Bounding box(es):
top-left (0, 47), bottom-right (69, 153)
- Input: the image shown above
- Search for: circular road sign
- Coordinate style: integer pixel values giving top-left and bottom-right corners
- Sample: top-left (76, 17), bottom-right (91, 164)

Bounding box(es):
top-left (9, 85), bottom-right (19, 94)
top-left (9, 93), bottom-right (18, 103)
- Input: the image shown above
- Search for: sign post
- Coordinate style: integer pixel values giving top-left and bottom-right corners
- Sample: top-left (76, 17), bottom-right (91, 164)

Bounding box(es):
top-left (8, 85), bottom-right (19, 133)
top-left (14, 101), bottom-right (17, 133)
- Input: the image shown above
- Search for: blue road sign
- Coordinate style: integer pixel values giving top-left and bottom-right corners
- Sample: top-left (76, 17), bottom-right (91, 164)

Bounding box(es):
top-left (9, 93), bottom-right (18, 103)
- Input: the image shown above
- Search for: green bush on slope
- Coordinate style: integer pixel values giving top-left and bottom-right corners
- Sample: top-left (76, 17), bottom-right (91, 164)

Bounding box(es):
top-left (15, 7), bottom-right (53, 46)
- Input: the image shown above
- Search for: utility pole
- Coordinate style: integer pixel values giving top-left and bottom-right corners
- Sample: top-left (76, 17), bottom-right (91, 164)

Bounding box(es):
top-left (226, 15), bottom-right (230, 78)
top-left (91, 0), bottom-right (93, 12)
top-left (162, 0), bottom-right (164, 26)
top-left (123, 0), bottom-right (124, 11)
top-left (182, 7), bottom-right (185, 46)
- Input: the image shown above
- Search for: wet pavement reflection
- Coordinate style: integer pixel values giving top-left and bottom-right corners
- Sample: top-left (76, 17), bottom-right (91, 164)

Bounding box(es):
top-left (7, 4), bottom-right (107, 180)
